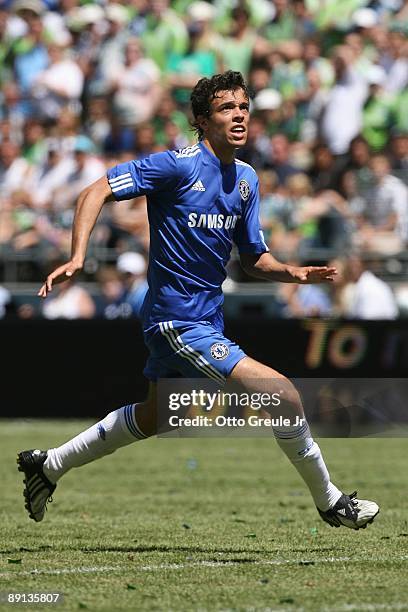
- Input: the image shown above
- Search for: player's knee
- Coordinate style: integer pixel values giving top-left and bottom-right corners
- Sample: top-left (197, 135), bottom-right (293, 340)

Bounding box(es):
top-left (261, 375), bottom-right (302, 413)
top-left (281, 380), bottom-right (303, 413)
top-left (134, 399), bottom-right (157, 437)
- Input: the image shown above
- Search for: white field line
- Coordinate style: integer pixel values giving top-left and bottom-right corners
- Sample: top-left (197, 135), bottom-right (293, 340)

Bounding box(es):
top-left (324, 606), bottom-right (408, 612)
top-left (0, 565), bottom-right (119, 577)
top-left (1, 555), bottom-right (408, 577)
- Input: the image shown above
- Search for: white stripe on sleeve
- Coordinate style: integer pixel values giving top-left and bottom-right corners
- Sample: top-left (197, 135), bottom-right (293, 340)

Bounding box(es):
top-left (111, 182), bottom-right (134, 193)
top-left (109, 172), bottom-right (131, 184)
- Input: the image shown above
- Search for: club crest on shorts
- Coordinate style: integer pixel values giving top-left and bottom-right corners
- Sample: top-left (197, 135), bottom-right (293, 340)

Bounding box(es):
top-left (210, 342), bottom-right (230, 361)
top-left (239, 179), bottom-right (250, 201)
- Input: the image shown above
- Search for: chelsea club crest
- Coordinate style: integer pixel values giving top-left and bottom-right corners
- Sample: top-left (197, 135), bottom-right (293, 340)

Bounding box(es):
top-left (210, 342), bottom-right (230, 361)
top-left (239, 179), bottom-right (250, 201)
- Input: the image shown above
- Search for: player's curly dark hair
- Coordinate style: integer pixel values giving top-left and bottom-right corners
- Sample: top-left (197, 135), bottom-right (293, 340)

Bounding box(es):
top-left (190, 71), bottom-right (249, 140)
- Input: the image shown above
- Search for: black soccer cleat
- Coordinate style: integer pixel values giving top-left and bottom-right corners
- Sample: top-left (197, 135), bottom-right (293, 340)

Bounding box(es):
top-left (318, 491), bottom-right (379, 530)
top-left (17, 450), bottom-right (56, 522)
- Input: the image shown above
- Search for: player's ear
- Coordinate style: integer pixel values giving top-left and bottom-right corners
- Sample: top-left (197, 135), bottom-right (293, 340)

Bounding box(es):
top-left (196, 114), bottom-right (209, 134)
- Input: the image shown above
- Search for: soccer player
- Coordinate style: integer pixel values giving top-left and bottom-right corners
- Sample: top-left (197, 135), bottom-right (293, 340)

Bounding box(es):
top-left (18, 71), bottom-right (379, 530)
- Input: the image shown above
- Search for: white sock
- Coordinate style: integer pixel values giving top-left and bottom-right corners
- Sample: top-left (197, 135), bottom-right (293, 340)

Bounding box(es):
top-left (43, 404), bottom-right (148, 484)
top-left (273, 420), bottom-right (342, 511)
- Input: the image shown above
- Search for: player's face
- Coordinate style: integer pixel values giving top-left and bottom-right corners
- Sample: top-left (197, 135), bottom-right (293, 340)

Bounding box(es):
top-left (202, 88), bottom-right (250, 151)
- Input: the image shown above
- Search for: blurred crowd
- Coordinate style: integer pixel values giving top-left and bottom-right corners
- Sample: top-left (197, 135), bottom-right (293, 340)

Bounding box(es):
top-left (0, 0), bottom-right (407, 319)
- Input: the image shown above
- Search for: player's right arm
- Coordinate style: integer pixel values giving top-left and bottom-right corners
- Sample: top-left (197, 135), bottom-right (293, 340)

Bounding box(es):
top-left (38, 176), bottom-right (113, 297)
top-left (39, 150), bottom-right (181, 297)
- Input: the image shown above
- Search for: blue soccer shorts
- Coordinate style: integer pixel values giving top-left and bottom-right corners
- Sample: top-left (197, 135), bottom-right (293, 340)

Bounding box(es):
top-left (143, 318), bottom-right (246, 385)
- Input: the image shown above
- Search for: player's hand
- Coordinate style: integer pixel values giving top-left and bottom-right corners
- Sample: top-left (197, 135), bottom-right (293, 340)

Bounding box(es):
top-left (38, 260), bottom-right (83, 298)
top-left (289, 265), bottom-right (337, 284)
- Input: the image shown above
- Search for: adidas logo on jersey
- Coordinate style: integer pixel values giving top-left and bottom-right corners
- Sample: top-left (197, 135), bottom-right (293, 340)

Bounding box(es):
top-left (191, 180), bottom-right (206, 192)
top-left (174, 145), bottom-right (200, 158)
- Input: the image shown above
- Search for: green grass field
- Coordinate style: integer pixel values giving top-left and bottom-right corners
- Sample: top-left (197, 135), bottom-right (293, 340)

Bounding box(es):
top-left (1, 420), bottom-right (407, 612)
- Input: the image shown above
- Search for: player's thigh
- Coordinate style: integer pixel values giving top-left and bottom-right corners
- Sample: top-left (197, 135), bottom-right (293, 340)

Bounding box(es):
top-left (154, 321), bottom-right (246, 384)
top-left (229, 356), bottom-right (301, 408)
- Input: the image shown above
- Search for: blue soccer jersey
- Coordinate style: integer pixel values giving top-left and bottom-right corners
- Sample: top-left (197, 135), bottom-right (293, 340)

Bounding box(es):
top-left (107, 142), bottom-right (268, 333)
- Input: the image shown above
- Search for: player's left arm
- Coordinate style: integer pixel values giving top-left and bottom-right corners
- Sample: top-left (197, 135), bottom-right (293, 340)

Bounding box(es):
top-left (235, 173), bottom-right (336, 284)
top-left (240, 252), bottom-right (337, 284)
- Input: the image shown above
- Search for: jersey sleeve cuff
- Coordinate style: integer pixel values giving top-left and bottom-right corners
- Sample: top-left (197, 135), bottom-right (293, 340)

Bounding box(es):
top-left (107, 170), bottom-right (136, 201)
top-left (238, 243), bottom-right (269, 254)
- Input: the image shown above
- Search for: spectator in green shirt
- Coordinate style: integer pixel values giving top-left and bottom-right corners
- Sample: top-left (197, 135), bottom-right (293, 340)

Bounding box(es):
top-left (394, 89), bottom-right (408, 135)
top-left (262, 0), bottom-right (296, 43)
top-left (166, 19), bottom-right (218, 107)
top-left (216, 6), bottom-right (271, 77)
top-left (152, 92), bottom-right (191, 147)
top-left (140, 0), bottom-right (188, 72)
top-left (362, 65), bottom-right (396, 152)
